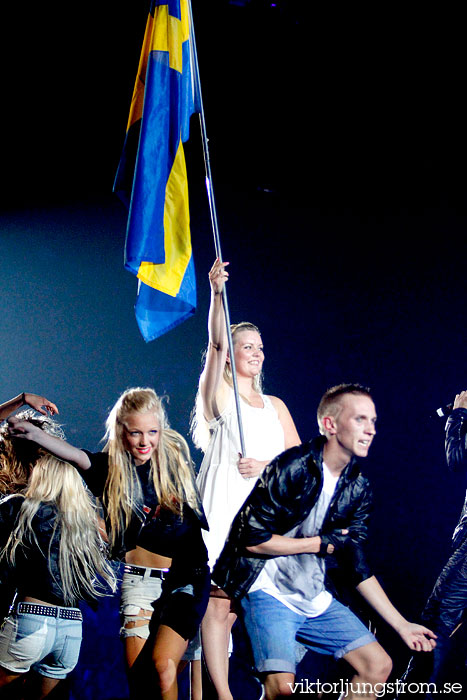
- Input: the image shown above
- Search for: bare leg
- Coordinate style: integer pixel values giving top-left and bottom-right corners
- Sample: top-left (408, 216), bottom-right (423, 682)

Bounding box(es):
top-left (190, 659), bottom-right (203, 700)
top-left (260, 642), bottom-right (391, 700)
top-left (171, 645), bottom-right (202, 698)
top-left (36, 676), bottom-right (61, 699)
top-left (342, 641), bottom-right (392, 699)
top-left (0, 668), bottom-right (21, 689)
top-left (123, 606), bottom-right (153, 669)
top-left (15, 672), bottom-right (61, 700)
top-left (263, 672), bottom-right (296, 700)
top-left (201, 594), bottom-right (236, 700)
top-left (152, 624), bottom-right (189, 700)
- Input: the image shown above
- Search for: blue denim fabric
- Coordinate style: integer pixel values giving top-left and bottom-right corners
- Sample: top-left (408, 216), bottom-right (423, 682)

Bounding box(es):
top-left (241, 590), bottom-right (376, 674)
top-left (0, 609), bottom-right (82, 679)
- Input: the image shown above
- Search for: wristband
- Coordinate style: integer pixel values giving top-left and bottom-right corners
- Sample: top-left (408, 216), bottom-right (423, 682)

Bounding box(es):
top-left (317, 541), bottom-right (329, 557)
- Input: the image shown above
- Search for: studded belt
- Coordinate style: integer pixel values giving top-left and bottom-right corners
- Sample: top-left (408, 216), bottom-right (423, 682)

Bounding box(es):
top-left (124, 564), bottom-right (170, 579)
top-left (16, 602), bottom-right (82, 621)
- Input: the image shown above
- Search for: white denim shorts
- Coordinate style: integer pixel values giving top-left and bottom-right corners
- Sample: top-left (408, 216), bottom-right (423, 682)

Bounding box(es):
top-left (119, 567), bottom-right (201, 661)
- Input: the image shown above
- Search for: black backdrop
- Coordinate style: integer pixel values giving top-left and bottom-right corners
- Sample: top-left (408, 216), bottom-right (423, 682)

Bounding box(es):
top-left (1, 1), bottom-right (466, 697)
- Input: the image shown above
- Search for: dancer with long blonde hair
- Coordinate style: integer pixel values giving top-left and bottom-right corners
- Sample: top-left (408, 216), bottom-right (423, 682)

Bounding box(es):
top-left (9, 387), bottom-right (210, 700)
top-left (0, 448), bottom-right (116, 698)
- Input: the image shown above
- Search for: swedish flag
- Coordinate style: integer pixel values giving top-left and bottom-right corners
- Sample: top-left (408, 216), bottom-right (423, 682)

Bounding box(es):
top-left (114, 0), bottom-right (198, 341)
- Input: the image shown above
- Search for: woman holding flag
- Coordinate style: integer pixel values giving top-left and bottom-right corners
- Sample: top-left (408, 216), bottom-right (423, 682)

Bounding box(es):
top-left (191, 259), bottom-right (301, 700)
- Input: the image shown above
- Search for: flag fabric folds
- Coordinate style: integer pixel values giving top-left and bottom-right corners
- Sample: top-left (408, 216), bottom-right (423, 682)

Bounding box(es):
top-left (114, 0), bottom-right (199, 341)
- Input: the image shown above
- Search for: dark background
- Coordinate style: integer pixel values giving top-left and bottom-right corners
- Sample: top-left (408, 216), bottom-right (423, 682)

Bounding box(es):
top-left (1, 1), bottom-right (466, 696)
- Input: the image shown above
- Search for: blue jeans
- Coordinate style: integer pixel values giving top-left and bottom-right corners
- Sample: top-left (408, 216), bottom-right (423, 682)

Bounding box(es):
top-left (241, 590), bottom-right (376, 674)
top-left (0, 609), bottom-right (82, 679)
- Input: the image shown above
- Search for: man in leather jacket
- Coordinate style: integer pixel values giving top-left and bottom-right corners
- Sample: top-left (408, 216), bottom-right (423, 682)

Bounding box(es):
top-left (213, 384), bottom-right (436, 700)
top-left (403, 390), bottom-right (467, 696)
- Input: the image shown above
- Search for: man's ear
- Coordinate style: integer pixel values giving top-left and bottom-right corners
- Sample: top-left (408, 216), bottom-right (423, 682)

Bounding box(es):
top-left (226, 351), bottom-right (231, 365)
top-left (322, 415), bottom-right (337, 435)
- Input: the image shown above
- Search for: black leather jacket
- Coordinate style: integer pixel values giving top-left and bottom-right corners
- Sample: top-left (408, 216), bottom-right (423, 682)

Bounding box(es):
top-left (0, 494), bottom-right (82, 607)
top-left (445, 408), bottom-right (467, 549)
top-left (213, 436), bottom-right (374, 599)
top-left (419, 408), bottom-right (467, 634)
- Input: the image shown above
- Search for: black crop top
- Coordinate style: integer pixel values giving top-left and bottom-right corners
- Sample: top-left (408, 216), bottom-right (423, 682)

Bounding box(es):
top-left (81, 451), bottom-right (208, 567)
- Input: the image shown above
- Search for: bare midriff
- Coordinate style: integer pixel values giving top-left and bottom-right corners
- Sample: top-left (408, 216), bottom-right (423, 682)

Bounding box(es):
top-left (23, 596), bottom-right (58, 606)
top-left (125, 545), bottom-right (171, 570)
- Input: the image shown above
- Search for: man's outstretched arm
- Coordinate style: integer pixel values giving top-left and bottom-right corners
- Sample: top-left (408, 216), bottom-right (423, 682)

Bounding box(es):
top-left (357, 576), bottom-right (437, 652)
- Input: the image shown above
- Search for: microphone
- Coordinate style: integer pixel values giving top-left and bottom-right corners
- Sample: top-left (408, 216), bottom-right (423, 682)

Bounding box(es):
top-left (430, 403), bottom-right (454, 419)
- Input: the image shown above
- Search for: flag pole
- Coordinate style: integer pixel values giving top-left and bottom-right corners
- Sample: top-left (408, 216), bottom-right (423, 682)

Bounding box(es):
top-left (188, 0), bottom-right (246, 456)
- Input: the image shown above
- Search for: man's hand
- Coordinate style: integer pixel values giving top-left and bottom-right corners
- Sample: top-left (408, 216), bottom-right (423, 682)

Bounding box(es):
top-left (319, 528), bottom-right (349, 555)
top-left (397, 622), bottom-right (437, 652)
top-left (453, 390), bottom-right (467, 410)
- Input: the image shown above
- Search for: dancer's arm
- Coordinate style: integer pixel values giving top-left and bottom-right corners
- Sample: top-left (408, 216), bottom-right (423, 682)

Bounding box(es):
top-left (7, 416), bottom-right (91, 470)
top-left (0, 393), bottom-right (58, 421)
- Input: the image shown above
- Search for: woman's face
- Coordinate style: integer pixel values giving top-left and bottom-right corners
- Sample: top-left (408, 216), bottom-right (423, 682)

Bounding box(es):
top-left (122, 411), bottom-right (160, 465)
top-left (230, 330), bottom-right (264, 380)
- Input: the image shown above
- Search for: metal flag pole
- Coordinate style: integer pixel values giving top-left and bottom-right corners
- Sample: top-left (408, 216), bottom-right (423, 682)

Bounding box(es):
top-left (188, 0), bottom-right (246, 456)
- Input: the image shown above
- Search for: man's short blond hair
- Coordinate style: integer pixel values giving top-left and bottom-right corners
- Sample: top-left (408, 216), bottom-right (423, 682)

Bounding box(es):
top-left (317, 383), bottom-right (372, 436)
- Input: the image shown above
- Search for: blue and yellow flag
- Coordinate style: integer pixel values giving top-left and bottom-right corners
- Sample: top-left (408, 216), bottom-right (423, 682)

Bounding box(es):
top-left (114, 0), bottom-right (199, 341)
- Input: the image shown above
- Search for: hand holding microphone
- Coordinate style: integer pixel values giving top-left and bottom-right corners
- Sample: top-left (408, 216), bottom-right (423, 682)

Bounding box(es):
top-left (431, 403), bottom-right (454, 419)
top-left (431, 389), bottom-right (467, 418)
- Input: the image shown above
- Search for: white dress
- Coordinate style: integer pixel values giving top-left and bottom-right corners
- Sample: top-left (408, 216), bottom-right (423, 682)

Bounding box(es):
top-left (197, 389), bottom-right (285, 571)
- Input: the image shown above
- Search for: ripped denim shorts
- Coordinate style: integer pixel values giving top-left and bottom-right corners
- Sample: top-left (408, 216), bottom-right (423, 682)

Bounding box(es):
top-left (119, 565), bottom-right (201, 661)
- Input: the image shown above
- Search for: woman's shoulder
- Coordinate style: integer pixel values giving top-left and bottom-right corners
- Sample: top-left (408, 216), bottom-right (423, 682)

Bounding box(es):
top-left (264, 394), bottom-right (284, 410)
top-left (264, 395), bottom-right (300, 448)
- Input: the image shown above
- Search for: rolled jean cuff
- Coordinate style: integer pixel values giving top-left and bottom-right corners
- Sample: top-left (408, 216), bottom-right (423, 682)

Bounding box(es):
top-left (334, 632), bottom-right (376, 660)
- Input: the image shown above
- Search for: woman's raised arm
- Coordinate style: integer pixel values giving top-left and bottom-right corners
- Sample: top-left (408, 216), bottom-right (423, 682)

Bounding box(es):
top-left (7, 417), bottom-right (91, 471)
top-left (0, 392), bottom-right (58, 421)
top-left (199, 259), bottom-right (231, 421)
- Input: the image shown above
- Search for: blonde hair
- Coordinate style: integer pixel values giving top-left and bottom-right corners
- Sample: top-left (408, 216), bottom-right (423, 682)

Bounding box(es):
top-left (223, 323), bottom-right (263, 393)
top-left (0, 411), bottom-right (65, 495)
top-left (191, 322), bottom-right (264, 451)
top-left (102, 388), bottom-right (200, 548)
top-left (2, 453), bottom-right (116, 605)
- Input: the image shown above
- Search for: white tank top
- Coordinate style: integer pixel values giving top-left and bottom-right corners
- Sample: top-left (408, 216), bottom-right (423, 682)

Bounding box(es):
top-left (197, 389), bottom-right (285, 570)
